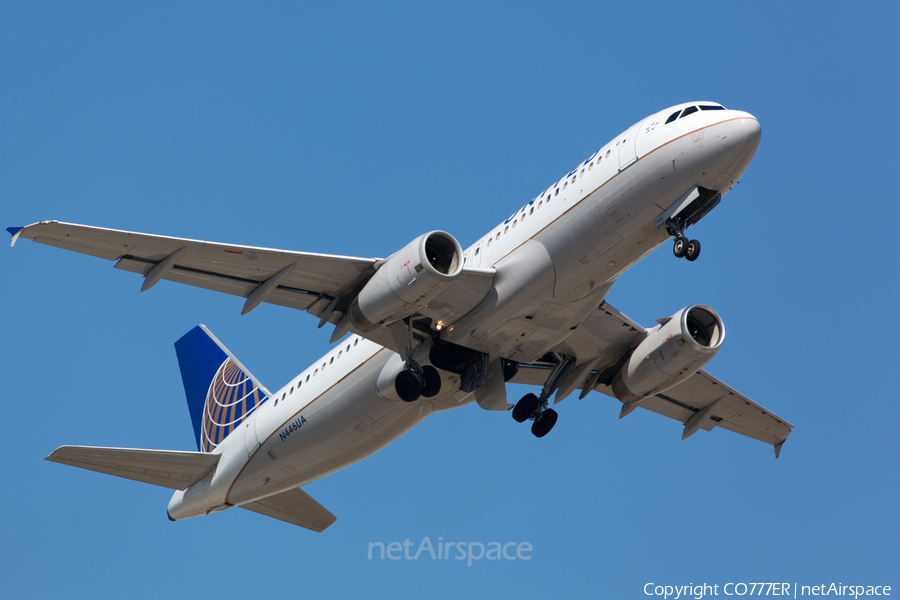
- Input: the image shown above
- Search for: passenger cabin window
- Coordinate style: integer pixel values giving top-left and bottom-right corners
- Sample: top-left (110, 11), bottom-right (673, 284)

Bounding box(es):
top-left (699, 105), bottom-right (725, 111)
top-left (665, 110), bottom-right (681, 124)
top-left (679, 106), bottom-right (698, 118)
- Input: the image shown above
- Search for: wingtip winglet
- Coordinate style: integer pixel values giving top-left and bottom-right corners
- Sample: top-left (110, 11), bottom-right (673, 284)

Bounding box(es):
top-left (7, 226), bottom-right (24, 248)
top-left (774, 439), bottom-right (785, 459)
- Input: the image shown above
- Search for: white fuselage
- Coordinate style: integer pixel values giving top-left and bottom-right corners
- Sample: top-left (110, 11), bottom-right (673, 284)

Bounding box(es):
top-left (168, 103), bottom-right (762, 519)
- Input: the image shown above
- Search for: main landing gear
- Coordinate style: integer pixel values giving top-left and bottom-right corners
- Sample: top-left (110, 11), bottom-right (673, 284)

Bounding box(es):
top-left (395, 364), bottom-right (441, 402)
top-left (395, 317), bottom-right (442, 402)
top-left (511, 353), bottom-right (573, 438)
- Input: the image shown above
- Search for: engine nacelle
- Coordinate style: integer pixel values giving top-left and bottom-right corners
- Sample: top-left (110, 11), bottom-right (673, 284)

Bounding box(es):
top-left (612, 305), bottom-right (724, 404)
top-left (348, 231), bottom-right (463, 331)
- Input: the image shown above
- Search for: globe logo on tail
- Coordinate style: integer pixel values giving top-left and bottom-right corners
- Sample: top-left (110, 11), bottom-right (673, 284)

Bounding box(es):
top-left (201, 358), bottom-right (267, 452)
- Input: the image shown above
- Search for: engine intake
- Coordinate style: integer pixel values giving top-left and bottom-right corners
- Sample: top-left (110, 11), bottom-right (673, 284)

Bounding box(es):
top-left (612, 305), bottom-right (724, 404)
top-left (348, 231), bottom-right (463, 331)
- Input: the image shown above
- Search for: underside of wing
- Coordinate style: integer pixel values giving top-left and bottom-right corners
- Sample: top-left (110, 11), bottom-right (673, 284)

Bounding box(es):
top-left (508, 301), bottom-right (793, 456)
top-left (10, 222), bottom-right (496, 354)
top-left (239, 487), bottom-right (336, 532)
top-left (46, 445), bottom-right (220, 490)
top-left (11, 220), bottom-right (378, 316)
top-left (641, 371), bottom-right (793, 450)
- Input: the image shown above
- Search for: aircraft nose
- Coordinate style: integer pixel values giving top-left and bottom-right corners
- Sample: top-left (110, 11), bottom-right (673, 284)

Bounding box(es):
top-left (723, 112), bottom-right (761, 155)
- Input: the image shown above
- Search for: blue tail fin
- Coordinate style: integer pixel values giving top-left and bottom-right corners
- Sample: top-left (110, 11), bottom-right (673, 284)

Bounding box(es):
top-left (174, 325), bottom-right (271, 453)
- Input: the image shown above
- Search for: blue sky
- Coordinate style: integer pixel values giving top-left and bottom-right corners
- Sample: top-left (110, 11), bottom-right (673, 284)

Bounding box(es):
top-left (2, 2), bottom-right (898, 598)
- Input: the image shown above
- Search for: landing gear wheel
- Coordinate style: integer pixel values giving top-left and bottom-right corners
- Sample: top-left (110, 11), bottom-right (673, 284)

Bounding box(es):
top-left (420, 365), bottom-right (441, 398)
top-left (395, 370), bottom-right (422, 402)
top-left (512, 393), bottom-right (540, 423)
top-left (685, 239), bottom-right (701, 262)
top-left (673, 236), bottom-right (689, 258)
top-left (531, 408), bottom-right (558, 438)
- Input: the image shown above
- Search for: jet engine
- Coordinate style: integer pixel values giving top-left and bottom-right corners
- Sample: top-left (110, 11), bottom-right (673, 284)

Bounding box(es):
top-left (611, 305), bottom-right (724, 404)
top-left (347, 231), bottom-right (463, 331)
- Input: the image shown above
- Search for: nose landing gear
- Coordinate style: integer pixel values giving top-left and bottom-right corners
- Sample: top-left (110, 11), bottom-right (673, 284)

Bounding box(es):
top-left (673, 236), bottom-right (701, 261)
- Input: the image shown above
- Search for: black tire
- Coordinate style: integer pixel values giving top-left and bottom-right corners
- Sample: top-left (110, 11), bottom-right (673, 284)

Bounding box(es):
top-left (395, 370), bottom-right (422, 402)
top-left (420, 365), bottom-right (441, 398)
top-left (685, 239), bottom-right (701, 261)
top-left (673, 236), bottom-right (688, 258)
top-left (531, 408), bottom-right (558, 438)
top-left (502, 359), bottom-right (519, 382)
top-left (512, 393), bottom-right (539, 423)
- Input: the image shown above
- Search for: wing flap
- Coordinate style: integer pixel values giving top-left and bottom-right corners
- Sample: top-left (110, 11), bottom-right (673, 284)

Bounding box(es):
top-left (46, 446), bottom-right (220, 490)
top-left (239, 487), bottom-right (336, 532)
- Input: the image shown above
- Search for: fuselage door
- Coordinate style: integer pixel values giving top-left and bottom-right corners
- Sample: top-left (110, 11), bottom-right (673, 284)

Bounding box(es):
top-left (242, 411), bottom-right (261, 456)
top-left (617, 119), bottom-right (645, 171)
top-left (472, 241), bottom-right (484, 267)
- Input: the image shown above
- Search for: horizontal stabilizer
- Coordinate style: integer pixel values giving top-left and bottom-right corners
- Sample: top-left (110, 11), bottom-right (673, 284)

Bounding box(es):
top-left (239, 487), bottom-right (336, 532)
top-left (46, 446), bottom-right (220, 490)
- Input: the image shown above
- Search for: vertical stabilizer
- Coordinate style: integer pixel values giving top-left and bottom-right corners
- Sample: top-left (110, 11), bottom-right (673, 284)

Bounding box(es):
top-left (175, 325), bottom-right (271, 453)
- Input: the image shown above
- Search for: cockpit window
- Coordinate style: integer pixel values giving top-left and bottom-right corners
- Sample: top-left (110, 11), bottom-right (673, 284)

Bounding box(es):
top-left (679, 106), bottom-right (698, 118)
top-left (699, 104), bottom-right (725, 111)
top-left (665, 110), bottom-right (681, 124)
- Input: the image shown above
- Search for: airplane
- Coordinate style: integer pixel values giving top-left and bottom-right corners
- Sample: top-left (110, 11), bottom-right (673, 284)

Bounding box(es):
top-left (8, 101), bottom-right (792, 532)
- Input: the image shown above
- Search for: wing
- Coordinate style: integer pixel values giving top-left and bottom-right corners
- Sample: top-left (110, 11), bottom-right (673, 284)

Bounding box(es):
top-left (509, 301), bottom-right (794, 457)
top-left (8, 221), bottom-right (494, 346)
top-left (10, 220), bottom-right (378, 317)
top-left (239, 487), bottom-right (336, 532)
top-left (45, 446), bottom-right (220, 490)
